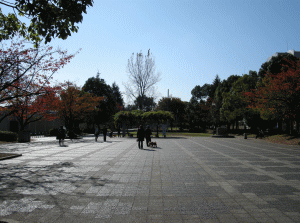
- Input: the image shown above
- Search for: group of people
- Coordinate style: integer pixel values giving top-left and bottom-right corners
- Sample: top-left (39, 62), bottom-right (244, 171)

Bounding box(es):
top-left (94, 126), bottom-right (108, 142)
top-left (57, 125), bottom-right (153, 148)
top-left (137, 125), bottom-right (152, 149)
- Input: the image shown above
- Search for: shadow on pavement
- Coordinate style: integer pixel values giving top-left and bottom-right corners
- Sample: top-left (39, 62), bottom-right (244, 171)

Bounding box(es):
top-left (140, 148), bottom-right (156, 151)
top-left (0, 162), bottom-right (118, 203)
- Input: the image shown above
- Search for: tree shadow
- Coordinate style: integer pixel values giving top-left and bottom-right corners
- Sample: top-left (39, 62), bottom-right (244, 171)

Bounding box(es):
top-left (0, 161), bottom-right (119, 209)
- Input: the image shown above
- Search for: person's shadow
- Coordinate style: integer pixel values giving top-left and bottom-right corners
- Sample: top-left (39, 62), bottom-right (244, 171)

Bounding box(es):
top-left (141, 148), bottom-right (156, 151)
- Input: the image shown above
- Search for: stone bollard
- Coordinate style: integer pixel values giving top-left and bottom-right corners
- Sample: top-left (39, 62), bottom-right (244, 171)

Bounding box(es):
top-left (244, 133), bottom-right (247, 139)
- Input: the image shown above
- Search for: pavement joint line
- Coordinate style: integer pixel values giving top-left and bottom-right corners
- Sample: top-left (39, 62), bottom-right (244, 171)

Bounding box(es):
top-left (194, 138), bottom-right (300, 183)
top-left (211, 140), bottom-right (300, 172)
top-left (1, 137), bottom-right (300, 222)
top-left (214, 138), bottom-right (300, 166)
top-left (173, 140), bottom-right (237, 196)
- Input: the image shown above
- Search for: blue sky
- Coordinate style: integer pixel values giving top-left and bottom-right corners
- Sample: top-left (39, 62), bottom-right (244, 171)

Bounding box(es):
top-left (4, 0), bottom-right (300, 104)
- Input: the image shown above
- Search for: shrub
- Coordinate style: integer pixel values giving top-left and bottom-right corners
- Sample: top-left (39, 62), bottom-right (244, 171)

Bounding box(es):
top-left (0, 131), bottom-right (18, 142)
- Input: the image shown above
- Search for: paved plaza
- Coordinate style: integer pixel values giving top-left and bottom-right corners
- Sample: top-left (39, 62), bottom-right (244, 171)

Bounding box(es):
top-left (1, 136), bottom-right (300, 222)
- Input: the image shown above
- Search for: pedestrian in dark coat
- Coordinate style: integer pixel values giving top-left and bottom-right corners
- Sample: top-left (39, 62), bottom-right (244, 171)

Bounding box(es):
top-left (95, 125), bottom-right (99, 142)
top-left (137, 125), bottom-right (145, 149)
top-left (103, 127), bottom-right (107, 142)
top-left (117, 126), bottom-right (121, 137)
top-left (145, 126), bottom-right (152, 147)
top-left (57, 126), bottom-right (66, 146)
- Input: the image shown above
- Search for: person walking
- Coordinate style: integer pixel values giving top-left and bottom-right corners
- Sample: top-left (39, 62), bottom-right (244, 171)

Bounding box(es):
top-left (57, 126), bottom-right (66, 146)
top-left (145, 125), bottom-right (152, 147)
top-left (103, 126), bottom-right (107, 142)
top-left (95, 125), bottom-right (99, 142)
top-left (137, 125), bottom-right (145, 149)
top-left (117, 126), bottom-right (121, 137)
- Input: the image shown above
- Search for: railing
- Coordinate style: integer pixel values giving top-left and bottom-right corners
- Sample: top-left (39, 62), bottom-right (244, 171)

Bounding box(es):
top-left (30, 132), bottom-right (45, 138)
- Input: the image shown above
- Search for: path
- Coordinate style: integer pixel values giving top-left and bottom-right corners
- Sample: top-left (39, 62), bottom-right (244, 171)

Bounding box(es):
top-left (0, 136), bottom-right (300, 222)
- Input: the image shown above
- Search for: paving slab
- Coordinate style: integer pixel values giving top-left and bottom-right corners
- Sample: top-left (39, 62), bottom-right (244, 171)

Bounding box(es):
top-left (0, 136), bottom-right (300, 222)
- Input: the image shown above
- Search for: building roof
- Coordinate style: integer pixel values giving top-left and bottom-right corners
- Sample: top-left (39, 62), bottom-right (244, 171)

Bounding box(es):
top-left (267, 50), bottom-right (300, 61)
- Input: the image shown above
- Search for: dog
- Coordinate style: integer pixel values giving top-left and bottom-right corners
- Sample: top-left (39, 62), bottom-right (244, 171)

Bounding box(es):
top-left (148, 141), bottom-right (157, 148)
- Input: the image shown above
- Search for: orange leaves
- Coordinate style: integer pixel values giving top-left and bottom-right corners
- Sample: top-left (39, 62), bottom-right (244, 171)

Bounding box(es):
top-left (245, 59), bottom-right (300, 120)
top-left (55, 82), bottom-right (104, 125)
top-left (0, 36), bottom-right (78, 130)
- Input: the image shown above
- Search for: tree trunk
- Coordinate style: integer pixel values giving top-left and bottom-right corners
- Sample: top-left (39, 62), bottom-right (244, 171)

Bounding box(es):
top-left (286, 119), bottom-right (291, 135)
top-left (278, 120), bottom-right (282, 134)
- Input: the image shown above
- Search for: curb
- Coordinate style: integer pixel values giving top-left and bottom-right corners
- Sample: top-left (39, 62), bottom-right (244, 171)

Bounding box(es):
top-left (0, 153), bottom-right (22, 161)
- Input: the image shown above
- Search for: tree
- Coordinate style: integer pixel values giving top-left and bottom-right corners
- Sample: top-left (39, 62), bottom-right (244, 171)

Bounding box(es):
top-left (191, 75), bottom-right (220, 102)
top-left (0, 0), bottom-right (93, 44)
top-left (124, 49), bottom-right (161, 110)
top-left (111, 82), bottom-right (124, 110)
top-left (246, 59), bottom-right (300, 134)
top-left (188, 75), bottom-right (221, 130)
top-left (56, 82), bottom-right (103, 135)
top-left (258, 54), bottom-right (299, 79)
top-left (156, 97), bottom-right (186, 129)
top-left (214, 75), bottom-right (241, 128)
top-left (220, 71), bottom-right (260, 129)
top-left (0, 36), bottom-right (76, 123)
top-left (187, 98), bottom-right (213, 131)
top-left (4, 81), bottom-right (59, 132)
top-left (83, 73), bottom-right (119, 125)
top-left (142, 110), bottom-right (174, 137)
top-left (134, 95), bottom-right (156, 112)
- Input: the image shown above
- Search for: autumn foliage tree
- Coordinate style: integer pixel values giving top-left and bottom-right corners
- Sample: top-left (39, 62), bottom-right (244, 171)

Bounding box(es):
top-left (245, 59), bottom-right (300, 134)
top-left (5, 84), bottom-right (59, 132)
top-left (0, 37), bottom-right (76, 133)
top-left (56, 82), bottom-right (104, 136)
top-left (0, 37), bottom-right (75, 103)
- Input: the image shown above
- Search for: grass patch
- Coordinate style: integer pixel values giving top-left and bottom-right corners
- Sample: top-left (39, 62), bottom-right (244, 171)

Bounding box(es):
top-left (263, 134), bottom-right (300, 145)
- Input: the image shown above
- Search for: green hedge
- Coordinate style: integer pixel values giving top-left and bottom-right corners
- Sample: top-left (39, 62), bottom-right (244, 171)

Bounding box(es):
top-left (0, 131), bottom-right (18, 142)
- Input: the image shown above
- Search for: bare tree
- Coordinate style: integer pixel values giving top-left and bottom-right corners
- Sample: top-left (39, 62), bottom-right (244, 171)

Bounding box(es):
top-left (124, 49), bottom-right (161, 110)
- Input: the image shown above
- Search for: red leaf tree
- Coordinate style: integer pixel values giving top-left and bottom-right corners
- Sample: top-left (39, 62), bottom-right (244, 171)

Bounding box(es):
top-left (245, 59), bottom-right (300, 133)
top-left (0, 37), bottom-right (77, 131)
top-left (55, 81), bottom-right (105, 136)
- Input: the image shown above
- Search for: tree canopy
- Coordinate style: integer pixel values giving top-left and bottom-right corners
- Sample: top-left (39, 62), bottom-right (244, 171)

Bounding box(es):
top-left (0, 0), bottom-right (93, 43)
top-left (56, 81), bottom-right (103, 134)
top-left (83, 74), bottom-right (123, 125)
top-left (124, 49), bottom-right (161, 110)
top-left (246, 59), bottom-right (300, 121)
top-left (0, 36), bottom-right (76, 125)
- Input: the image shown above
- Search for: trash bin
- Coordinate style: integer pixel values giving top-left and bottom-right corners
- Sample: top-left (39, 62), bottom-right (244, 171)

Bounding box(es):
top-left (244, 133), bottom-right (247, 139)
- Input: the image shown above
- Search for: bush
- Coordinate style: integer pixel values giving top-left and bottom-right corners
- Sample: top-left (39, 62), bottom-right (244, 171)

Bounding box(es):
top-left (0, 131), bottom-right (18, 142)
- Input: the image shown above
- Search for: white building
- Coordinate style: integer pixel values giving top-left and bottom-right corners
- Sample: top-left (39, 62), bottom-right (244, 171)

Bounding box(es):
top-left (267, 49), bottom-right (300, 61)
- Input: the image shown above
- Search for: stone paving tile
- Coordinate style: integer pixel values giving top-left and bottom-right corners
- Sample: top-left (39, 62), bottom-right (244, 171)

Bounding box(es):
top-left (0, 136), bottom-right (300, 222)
